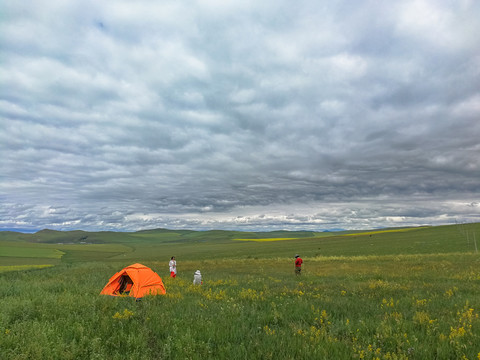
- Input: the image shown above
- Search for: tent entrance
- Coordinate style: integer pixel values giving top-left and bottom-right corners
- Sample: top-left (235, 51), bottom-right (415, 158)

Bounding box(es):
top-left (117, 274), bottom-right (133, 295)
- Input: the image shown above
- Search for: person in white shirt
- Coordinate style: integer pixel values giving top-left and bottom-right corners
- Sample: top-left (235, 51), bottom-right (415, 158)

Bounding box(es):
top-left (169, 256), bottom-right (177, 278)
top-left (193, 270), bottom-right (202, 285)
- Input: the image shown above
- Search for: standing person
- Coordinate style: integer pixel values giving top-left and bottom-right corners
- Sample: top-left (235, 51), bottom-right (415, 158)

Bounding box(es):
top-left (193, 270), bottom-right (202, 285)
top-left (295, 254), bottom-right (303, 275)
top-left (169, 256), bottom-right (177, 278)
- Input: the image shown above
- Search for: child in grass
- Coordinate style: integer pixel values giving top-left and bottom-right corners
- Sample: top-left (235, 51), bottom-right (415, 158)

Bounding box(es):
top-left (193, 270), bottom-right (202, 285)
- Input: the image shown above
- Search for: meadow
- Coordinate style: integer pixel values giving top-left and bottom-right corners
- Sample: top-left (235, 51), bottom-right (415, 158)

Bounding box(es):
top-left (0, 223), bottom-right (479, 359)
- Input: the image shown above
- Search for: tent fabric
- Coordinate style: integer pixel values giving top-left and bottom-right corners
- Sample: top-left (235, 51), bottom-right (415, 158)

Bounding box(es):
top-left (100, 263), bottom-right (166, 298)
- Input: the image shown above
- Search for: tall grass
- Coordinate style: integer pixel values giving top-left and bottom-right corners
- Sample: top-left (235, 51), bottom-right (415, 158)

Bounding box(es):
top-left (1, 254), bottom-right (479, 359)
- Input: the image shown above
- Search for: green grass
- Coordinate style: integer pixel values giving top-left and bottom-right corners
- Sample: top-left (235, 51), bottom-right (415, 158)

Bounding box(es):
top-left (0, 265), bottom-right (54, 273)
top-left (0, 240), bottom-right (132, 266)
top-left (0, 223), bottom-right (479, 359)
top-left (340, 227), bottom-right (429, 236)
top-left (1, 254), bottom-right (479, 359)
top-left (0, 246), bottom-right (64, 259)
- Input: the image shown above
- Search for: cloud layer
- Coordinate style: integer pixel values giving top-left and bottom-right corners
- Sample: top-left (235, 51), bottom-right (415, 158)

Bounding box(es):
top-left (1, 0), bottom-right (480, 231)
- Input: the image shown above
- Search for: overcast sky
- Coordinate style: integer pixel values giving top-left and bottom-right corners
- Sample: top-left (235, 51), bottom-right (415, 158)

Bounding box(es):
top-left (1, 0), bottom-right (479, 232)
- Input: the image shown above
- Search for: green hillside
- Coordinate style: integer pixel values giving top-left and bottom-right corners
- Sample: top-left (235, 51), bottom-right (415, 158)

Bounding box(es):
top-left (1, 223), bottom-right (478, 267)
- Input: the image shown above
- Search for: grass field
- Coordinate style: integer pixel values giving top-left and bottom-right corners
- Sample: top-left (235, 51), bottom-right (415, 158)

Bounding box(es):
top-left (0, 246), bottom-right (64, 259)
top-left (0, 223), bottom-right (479, 359)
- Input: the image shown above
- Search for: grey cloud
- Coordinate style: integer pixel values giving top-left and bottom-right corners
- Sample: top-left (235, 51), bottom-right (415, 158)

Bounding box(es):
top-left (1, 0), bottom-right (479, 232)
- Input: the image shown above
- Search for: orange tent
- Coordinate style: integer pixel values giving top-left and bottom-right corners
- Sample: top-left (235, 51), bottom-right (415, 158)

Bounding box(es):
top-left (100, 263), bottom-right (166, 298)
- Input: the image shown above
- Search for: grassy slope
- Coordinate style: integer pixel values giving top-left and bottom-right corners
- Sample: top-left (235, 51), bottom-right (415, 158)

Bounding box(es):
top-left (1, 223), bottom-right (479, 266)
top-left (101, 222), bottom-right (480, 262)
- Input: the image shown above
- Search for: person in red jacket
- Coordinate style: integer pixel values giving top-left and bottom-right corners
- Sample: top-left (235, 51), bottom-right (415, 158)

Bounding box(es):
top-left (294, 254), bottom-right (303, 275)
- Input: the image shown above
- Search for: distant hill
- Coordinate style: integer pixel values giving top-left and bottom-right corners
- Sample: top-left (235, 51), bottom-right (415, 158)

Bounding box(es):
top-left (0, 223), bottom-right (477, 247)
top-left (1, 223), bottom-right (479, 264)
top-left (0, 227), bottom-right (329, 244)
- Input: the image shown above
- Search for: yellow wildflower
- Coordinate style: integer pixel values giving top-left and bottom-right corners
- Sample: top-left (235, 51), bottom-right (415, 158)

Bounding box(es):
top-left (263, 325), bottom-right (276, 335)
top-left (112, 309), bottom-right (134, 320)
top-left (415, 299), bottom-right (428, 306)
